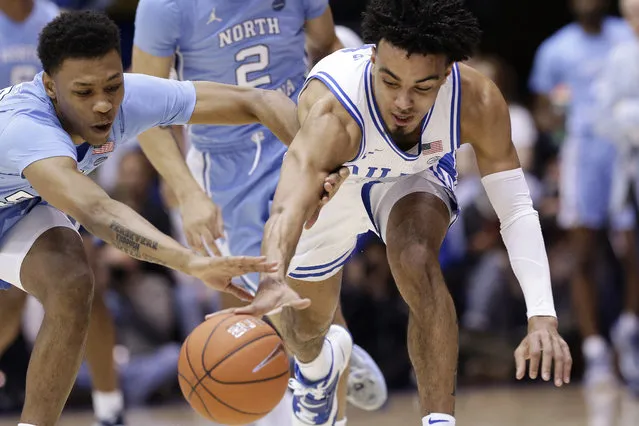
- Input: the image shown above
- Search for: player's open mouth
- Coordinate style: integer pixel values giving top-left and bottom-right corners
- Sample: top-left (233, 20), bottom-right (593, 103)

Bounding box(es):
top-left (392, 113), bottom-right (412, 126)
top-left (92, 122), bottom-right (112, 133)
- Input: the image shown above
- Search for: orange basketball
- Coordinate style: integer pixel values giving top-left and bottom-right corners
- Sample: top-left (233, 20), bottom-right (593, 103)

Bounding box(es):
top-left (178, 313), bottom-right (290, 425)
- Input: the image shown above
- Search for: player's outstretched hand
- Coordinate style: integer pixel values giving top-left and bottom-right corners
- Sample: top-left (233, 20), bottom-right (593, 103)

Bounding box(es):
top-left (178, 192), bottom-right (225, 257)
top-left (514, 316), bottom-right (572, 387)
top-left (211, 275), bottom-right (311, 318)
top-left (185, 255), bottom-right (278, 301)
top-left (305, 166), bottom-right (350, 229)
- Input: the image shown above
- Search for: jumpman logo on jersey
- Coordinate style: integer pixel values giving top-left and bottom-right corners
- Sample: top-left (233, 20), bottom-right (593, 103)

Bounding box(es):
top-left (207, 8), bottom-right (222, 25)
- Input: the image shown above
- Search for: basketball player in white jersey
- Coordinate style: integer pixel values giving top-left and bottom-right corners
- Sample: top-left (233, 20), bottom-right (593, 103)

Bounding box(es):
top-left (220, 1), bottom-right (573, 425)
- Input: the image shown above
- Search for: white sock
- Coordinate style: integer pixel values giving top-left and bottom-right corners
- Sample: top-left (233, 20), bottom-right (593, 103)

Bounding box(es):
top-left (334, 418), bottom-right (347, 426)
top-left (296, 339), bottom-right (333, 382)
top-left (92, 390), bottom-right (124, 421)
top-left (423, 413), bottom-right (456, 425)
top-left (18, 423), bottom-right (36, 426)
top-left (582, 335), bottom-right (609, 360)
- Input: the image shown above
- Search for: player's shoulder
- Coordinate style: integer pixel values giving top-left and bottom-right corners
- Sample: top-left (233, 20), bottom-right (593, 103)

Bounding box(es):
top-left (136, 0), bottom-right (183, 19)
top-left (0, 75), bottom-right (57, 121)
top-left (536, 23), bottom-right (582, 55)
top-left (122, 72), bottom-right (169, 98)
top-left (458, 63), bottom-right (509, 138)
top-left (603, 16), bottom-right (631, 35)
top-left (308, 45), bottom-right (372, 82)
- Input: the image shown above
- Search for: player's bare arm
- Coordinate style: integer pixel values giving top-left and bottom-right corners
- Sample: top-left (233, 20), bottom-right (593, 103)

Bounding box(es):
top-left (224, 80), bottom-right (361, 316)
top-left (459, 63), bottom-right (573, 387)
top-left (189, 81), bottom-right (299, 146)
top-left (22, 156), bottom-right (277, 299)
top-left (305, 6), bottom-right (344, 66)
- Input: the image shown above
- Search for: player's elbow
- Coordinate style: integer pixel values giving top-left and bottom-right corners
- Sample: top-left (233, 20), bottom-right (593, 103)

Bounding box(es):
top-left (69, 196), bottom-right (114, 235)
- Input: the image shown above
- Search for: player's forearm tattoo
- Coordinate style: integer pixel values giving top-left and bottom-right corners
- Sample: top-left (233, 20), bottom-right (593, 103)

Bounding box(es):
top-left (109, 221), bottom-right (159, 258)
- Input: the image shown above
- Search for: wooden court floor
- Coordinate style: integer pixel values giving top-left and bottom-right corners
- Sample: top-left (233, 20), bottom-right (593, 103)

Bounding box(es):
top-left (0, 385), bottom-right (637, 426)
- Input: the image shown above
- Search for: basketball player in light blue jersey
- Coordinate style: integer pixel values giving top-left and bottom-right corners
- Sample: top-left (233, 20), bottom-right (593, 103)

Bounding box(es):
top-left (529, 0), bottom-right (639, 388)
top-left (132, 0), bottom-right (388, 420)
top-left (0, 3), bottom-right (132, 426)
top-left (591, 0), bottom-right (639, 394)
top-left (0, 10), bottom-right (325, 426)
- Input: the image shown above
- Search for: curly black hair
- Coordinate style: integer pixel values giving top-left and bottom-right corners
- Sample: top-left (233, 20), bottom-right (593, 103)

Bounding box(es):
top-left (361, 0), bottom-right (481, 62)
top-left (38, 10), bottom-right (121, 75)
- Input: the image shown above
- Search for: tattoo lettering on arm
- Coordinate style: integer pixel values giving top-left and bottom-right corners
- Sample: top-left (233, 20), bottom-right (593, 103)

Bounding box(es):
top-left (109, 222), bottom-right (167, 266)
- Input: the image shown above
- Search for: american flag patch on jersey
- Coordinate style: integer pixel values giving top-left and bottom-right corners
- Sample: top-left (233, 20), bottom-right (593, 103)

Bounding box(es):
top-left (423, 140), bottom-right (443, 155)
top-left (92, 142), bottom-right (114, 155)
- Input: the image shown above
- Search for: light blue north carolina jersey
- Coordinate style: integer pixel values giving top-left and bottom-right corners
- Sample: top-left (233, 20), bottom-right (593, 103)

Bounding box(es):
top-left (0, 0), bottom-right (59, 87)
top-left (0, 72), bottom-right (196, 237)
top-left (529, 17), bottom-right (632, 138)
top-left (133, 0), bottom-right (328, 151)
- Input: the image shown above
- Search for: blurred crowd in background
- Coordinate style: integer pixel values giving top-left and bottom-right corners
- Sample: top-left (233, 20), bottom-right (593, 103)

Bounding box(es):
top-left (1, 0), bottom-right (639, 415)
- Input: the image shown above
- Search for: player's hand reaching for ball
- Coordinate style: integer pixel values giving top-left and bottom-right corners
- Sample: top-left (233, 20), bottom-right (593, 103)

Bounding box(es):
top-left (185, 255), bottom-right (278, 302)
top-left (178, 191), bottom-right (225, 257)
top-left (212, 274), bottom-right (311, 318)
top-left (305, 166), bottom-right (350, 229)
top-left (514, 316), bottom-right (572, 387)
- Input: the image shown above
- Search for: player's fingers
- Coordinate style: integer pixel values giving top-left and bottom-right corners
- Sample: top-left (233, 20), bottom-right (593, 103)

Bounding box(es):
top-left (214, 256), bottom-right (271, 275)
top-left (528, 335), bottom-right (542, 380)
top-left (514, 342), bottom-right (528, 380)
top-left (210, 242), bottom-right (223, 257)
top-left (540, 332), bottom-right (554, 382)
top-left (187, 232), bottom-right (207, 256)
top-left (265, 297), bottom-right (311, 316)
top-left (305, 207), bottom-right (321, 230)
top-left (200, 229), bottom-right (218, 257)
top-left (207, 307), bottom-right (240, 318)
top-left (551, 336), bottom-right (565, 387)
top-left (561, 340), bottom-right (572, 384)
top-left (225, 284), bottom-right (255, 302)
top-left (231, 256), bottom-right (278, 274)
top-left (215, 213), bottom-right (225, 240)
top-left (338, 166), bottom-right (350, 179)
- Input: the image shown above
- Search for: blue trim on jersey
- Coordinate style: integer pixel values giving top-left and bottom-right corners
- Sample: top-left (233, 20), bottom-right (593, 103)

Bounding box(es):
top-left (427, 63), bottom-right (461, 192)
top-left (361, 180), bottom-right (382, 236)
top-left (310, 73), bottom-right (366, 162)
top-left (0, 280), bottom-right (11, 290)
top-left (432, 153), bottom-right (457, 190)
top-left (364, 62), bottom-right (421, 162)
top-left (294, 248), bottom-right (352, 271)
top-left (452, 63), bottom-right (462, 148)
top-left (289, 247), bottom-right (355, 279)
top-left (420, 104), bottom-right (436, 134)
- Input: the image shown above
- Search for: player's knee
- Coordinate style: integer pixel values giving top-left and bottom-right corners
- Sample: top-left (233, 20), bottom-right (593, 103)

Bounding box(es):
top-left (43, 259), bottom-right (94, 319)
top-left (391, 241), bottom-right (442, 308)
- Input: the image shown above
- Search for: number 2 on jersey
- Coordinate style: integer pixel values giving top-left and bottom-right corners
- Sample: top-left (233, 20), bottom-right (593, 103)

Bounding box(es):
top-left (235, 45), bottom-right (271, 88)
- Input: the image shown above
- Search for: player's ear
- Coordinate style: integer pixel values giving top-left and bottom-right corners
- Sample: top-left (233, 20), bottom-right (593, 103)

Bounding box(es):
top-left (371, 45), bottom-right (377, 64)
top-left (444, 64), bottom-right (453, 79)
top-left (42, 73), bottom-right (56, 100)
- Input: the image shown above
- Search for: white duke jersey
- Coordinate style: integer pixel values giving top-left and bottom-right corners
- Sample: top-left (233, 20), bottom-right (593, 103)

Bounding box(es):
top-left (303, 45), bottom-right (461, 192)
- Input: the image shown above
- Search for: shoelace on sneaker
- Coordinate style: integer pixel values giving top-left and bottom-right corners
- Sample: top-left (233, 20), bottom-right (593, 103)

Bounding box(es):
top-left (290, 378), bottom-right (331, 423)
